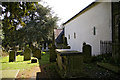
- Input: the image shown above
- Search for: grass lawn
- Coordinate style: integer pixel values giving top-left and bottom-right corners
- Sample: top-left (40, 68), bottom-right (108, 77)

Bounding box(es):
top-left (0, 52), bottom-right (50, 70)
top-left (0, 52), bottom-right (50, 78)
top-left (38, 52), bottom-right (50, 65)
top-left (0, 55), bottom-right (39, 70)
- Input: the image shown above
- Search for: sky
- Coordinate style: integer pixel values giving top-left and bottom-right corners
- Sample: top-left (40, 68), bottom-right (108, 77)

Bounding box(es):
top-left (40, 0), bottom-right (96, 26)
top-left (0, 0), bottom-right (96, 27)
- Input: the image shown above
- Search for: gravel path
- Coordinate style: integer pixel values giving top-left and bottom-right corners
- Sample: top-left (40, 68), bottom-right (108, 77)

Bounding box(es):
top-left (83, 63), bottom-right (120, 79)
top-left (16, 66), bottom-right (41, 80)
top-left (16, 64), bottom-right (60, 79)
top-left (1, 70), bottom-right (19, 79)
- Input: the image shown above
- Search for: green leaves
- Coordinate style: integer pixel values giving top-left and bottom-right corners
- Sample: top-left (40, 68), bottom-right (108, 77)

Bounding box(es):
top-left (19, 3), bottom-right (58, 45)
top-left (2, 2), bottom-right (58, 50)
top-left (2, 2), bottom-right (37, 29)
top-left (2, 2), bottom-right (38, 49)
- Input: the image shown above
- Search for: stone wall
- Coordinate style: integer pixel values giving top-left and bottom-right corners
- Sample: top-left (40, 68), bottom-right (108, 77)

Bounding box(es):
top-left (112, 2), bottom-right (120, 63)
top-left (56, 49), bottom-right (83, 78)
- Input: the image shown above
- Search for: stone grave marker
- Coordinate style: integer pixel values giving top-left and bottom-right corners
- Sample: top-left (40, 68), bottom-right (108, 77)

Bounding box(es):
top-left (24, 47), bottom-right (31, 61)
top-left (9, 50), bottom-right (16, 62)
top-left (82, 43), bottom-right (92, 63)
top-left (33, 48), bottom-right (41, 59)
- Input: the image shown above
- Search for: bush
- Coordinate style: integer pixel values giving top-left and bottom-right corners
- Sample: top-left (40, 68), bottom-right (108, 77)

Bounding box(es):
top-left (91, 53), bottom-right (120, 66)
top-left (91, 53), bottom-right (112, 63)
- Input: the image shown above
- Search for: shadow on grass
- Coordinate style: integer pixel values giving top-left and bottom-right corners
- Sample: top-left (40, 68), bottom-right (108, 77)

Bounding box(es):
top-left (36, 52), bottom-right (61, 79)
top-left (1, 60), bottom-right (31, 64)
top-left (1, 61), bottom-right (24, 63)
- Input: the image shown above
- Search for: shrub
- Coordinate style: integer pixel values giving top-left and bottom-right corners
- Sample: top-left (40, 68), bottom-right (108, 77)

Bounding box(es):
top-left (91, 53), bottom-right (112, 63)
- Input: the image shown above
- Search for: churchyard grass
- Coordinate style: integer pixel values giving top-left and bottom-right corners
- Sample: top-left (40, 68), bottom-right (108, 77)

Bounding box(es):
top-left (38, 52), bottom-right (50, 65)
top-left (0, 55), bottom-right (39, 70)
top-left (0, 52), bottom-right (50, 70)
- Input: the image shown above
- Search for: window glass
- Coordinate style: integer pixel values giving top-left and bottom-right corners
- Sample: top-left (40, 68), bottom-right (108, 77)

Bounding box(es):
top-left (74, 32), bottom-right (76, 39)
top-left (68, 35), bottom-right (70, 39)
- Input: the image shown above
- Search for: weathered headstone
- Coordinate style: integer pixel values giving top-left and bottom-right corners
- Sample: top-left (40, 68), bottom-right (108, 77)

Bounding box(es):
top-left (82, 43), bottom-right (92, 63)
top-left (56, 49), bottom-right (84, 78)
top-left (9, 50), bottom-right (16, 62)
top-left (49, 44), bottom-right (57, 62)
top-left (33, 48), bottom-right (41, 59)
top-left (24, 47), bottom-right (31, 61)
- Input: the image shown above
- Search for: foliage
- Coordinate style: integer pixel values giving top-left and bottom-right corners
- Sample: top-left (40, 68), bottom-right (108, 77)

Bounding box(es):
top-left (43, 63), bottom-right (61, 78)
top-left (19, 4), bottom-right (58, 45)
top-left (97, 62), bottom-right (120, 73)
top-left (2, 2), bottom-right (58, 50)
top-left (2, 2), bottom-right (37, 30)
top-left (91, 53), bottom-right (112, 63)
top-left (2, 2), bottom-right (37, 50)
top-left (91, 53), bottom-right (120, 66)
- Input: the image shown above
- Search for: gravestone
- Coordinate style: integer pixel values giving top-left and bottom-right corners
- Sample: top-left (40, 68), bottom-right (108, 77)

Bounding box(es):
top-left (82, 43), bottom-right (92, 63)
top-left (56, 49), bottom-right (84, 78)
top-left (33, 48), bottom-right (41, 59)
top-left (9, 50), bottom-right (16, 62)
top-left (49, 44), bottom-right (56, 62)
top-left (24, 47), bottom-right (31, 61)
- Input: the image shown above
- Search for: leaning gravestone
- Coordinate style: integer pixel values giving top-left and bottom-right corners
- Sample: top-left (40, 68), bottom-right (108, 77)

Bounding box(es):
top-left (82, 43), bottom-right (92, 63)
top-left (24, 47), bottom-right (32, 61)
top-left (9, 50), bottom-right (16, 62)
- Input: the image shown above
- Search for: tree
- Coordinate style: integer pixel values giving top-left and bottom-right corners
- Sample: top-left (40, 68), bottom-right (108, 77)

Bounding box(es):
top-left (2, 2), bottom-right (58, 50)
top-left (16, 4), bottom-right (58, 47)
top-left (2, 2), bottom-right (37, 50)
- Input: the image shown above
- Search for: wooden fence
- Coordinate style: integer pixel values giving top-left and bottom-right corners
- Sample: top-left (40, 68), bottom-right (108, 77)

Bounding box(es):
top-left (100, 40), bottom-right (112, 54)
